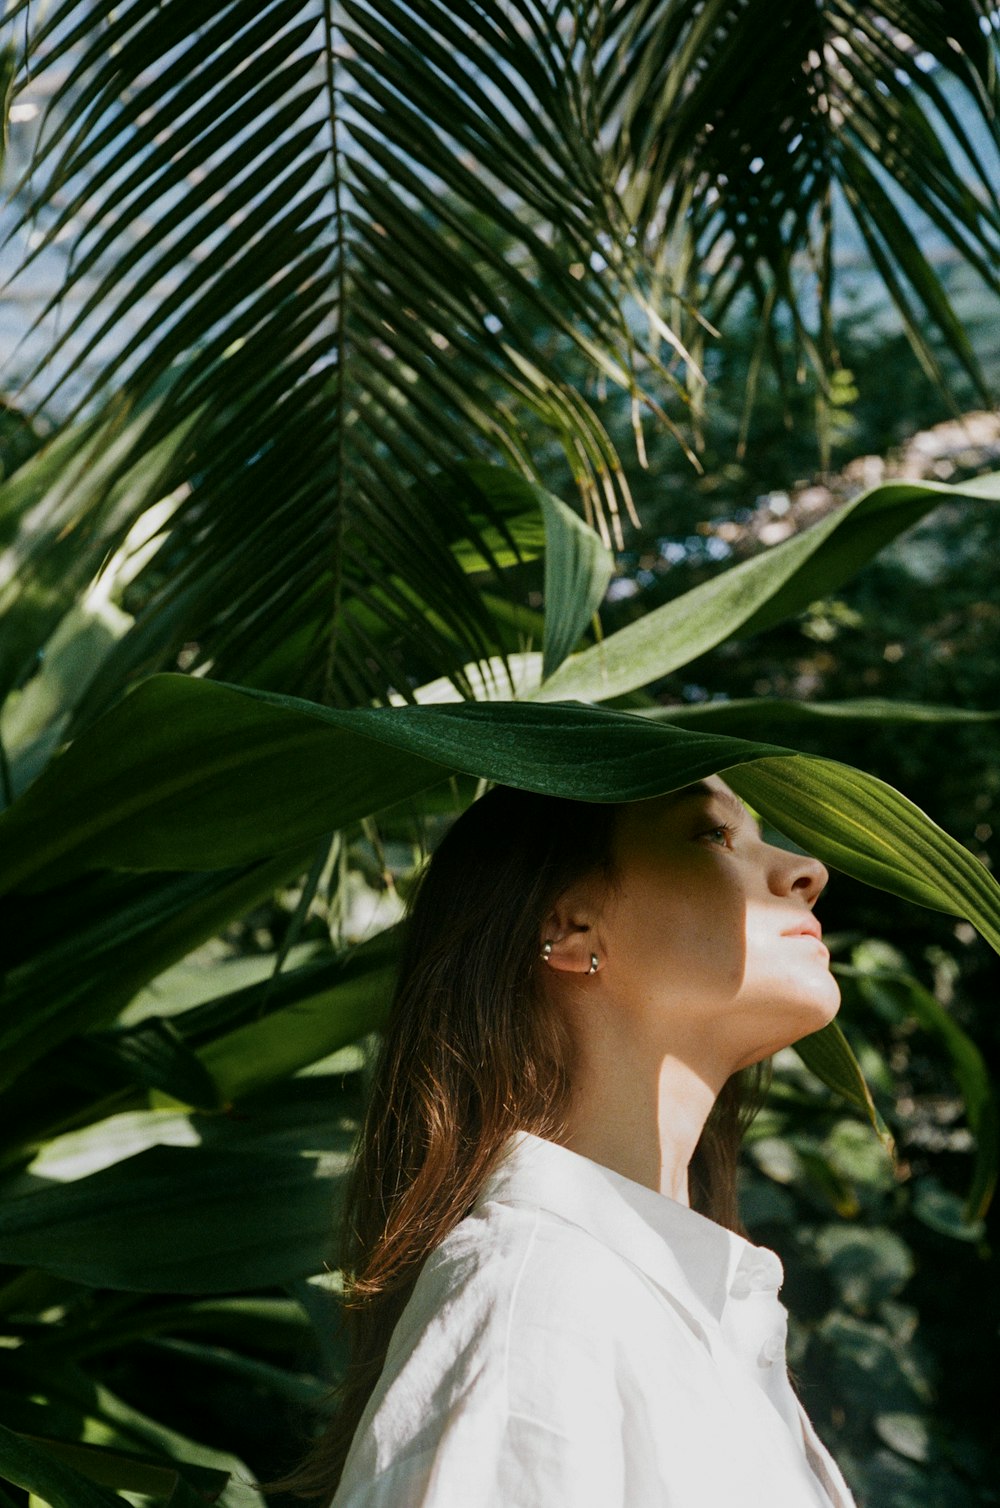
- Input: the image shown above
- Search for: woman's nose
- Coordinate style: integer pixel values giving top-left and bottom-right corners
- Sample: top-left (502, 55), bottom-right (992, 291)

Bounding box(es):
top-left (773, 847), bottom-right (828, 905)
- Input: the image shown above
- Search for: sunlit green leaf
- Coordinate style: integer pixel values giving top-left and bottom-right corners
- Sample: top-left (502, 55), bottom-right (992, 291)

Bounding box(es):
top-left (792, 1022), bottom-right (892, 1147)
top-left (540, 474), bottom-right (1000, 704)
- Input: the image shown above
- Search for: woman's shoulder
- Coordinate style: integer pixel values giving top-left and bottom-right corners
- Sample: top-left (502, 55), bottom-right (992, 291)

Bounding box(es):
top-left (372, 1198), bottom-right (626, 1437)
top-left (434, 1191), bottom-right (626, 1287)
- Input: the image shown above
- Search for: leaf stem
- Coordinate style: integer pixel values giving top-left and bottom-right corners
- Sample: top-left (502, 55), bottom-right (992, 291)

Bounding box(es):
top-left (322, 2), bottom-right (348, 705)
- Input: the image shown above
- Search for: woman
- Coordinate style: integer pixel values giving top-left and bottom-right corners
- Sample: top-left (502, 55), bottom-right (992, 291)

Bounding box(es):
top-left (284, 777), bottom-right (857, 1506)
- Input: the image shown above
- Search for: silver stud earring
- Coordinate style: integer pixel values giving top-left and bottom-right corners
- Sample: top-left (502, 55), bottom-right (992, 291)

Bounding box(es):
top-left (541, 940), bottom-right (553, 961)
top-left (586, 954), bottom-right (598, 975)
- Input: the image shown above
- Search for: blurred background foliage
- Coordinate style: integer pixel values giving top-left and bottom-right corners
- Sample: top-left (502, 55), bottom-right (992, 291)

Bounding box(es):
top-left (0, 4), bottom-right (999, 1507)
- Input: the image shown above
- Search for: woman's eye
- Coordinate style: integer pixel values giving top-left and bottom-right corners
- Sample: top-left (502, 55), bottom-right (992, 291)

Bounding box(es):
top-left (702, 823), bottom-right (736, 847)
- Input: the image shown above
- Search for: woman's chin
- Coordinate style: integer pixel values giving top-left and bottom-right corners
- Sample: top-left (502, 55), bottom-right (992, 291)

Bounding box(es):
top-left (732, 984), bottom-right (843, 1068)
top-left (788, 980), bottom-right (843, 1039)
top-left (785, 967), bottom-right (842, 1023)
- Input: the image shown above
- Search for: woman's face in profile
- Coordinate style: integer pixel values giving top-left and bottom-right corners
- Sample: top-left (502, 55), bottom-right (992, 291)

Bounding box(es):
top-left (588, 775), bottom-right (841, 1072)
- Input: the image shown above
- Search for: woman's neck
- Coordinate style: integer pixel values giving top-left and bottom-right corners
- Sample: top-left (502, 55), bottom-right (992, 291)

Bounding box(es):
top-left (556, 1044), bottom-right (724, 1205)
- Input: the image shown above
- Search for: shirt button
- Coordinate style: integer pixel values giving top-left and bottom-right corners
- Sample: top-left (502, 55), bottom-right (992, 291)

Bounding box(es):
top-left (758, 1333), bottom-right (785, 1367)
top-left (730, 1269), bottom-right (754, 1299)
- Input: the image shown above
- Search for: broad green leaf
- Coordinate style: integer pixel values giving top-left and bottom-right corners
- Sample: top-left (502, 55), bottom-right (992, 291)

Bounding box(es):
top-left (6, 1354), bottom-right (263, 1506)
top-left (88, 1019), bottom-right (224, 1111)
top-left (0, 853), bottom-right (315, 1095)
top-left (0, 1434), bottom-right (227, 1503)
top-left (0, 1144), bottom-right (345, 1292)
top-left (1, 678), bottom-right (998, 966)
top-left (538, 487), bottom-right (614, 679)
top-left (447, 461), bottom-right (549, 574)
top-left (10, 1079), bottom-right (360, 1196)
top-left (17, 1109), bottom-right (202, 1188)
top-left (538, 474), bottom-right (1000, 704)
top-left (199, 951), bottom-right (397, 1103)
top-left (0, 1076), bottom-right (360, 1310)
top-left (120, 942), bottom-right (322, 1028)
top-left (0, 675), bottom-right (793, 890)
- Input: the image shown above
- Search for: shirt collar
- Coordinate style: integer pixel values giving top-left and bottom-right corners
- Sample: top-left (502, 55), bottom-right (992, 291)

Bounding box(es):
top-left (472, 1130), bottom-right (776, 1333)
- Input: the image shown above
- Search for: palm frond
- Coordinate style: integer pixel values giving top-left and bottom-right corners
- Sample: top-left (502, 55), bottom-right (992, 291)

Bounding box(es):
top-left (601, 0), bottom-right (1000, 405)
top-left (2, 1), bottom-right (999, 709)
top-left (2, 0), bottom-right (653, 705)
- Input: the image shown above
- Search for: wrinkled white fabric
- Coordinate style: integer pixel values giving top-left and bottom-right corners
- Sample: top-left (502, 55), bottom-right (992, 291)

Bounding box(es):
top-left (331, 1131), bottom-right (857, 1507)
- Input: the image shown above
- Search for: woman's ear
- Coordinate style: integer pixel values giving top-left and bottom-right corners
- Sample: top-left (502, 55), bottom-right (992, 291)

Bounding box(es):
top-left (540, 893), bottom-right (600, 975)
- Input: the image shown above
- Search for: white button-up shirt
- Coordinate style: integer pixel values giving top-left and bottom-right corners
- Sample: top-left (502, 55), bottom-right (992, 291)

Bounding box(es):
top-left (331, 1131), bottom-right (857, 1507)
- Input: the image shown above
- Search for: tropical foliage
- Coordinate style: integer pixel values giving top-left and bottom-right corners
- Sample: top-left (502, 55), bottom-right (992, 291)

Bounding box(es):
top-left (1, 2), bottom-right (999, 1503)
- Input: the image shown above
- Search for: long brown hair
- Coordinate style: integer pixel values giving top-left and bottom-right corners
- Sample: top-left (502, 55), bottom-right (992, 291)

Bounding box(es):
top-left (273, 785), bottom-right (769, 1501)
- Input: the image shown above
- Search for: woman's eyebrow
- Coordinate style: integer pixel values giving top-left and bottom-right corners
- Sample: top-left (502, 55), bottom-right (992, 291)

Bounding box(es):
top-left (666, 781), bottom-right (757, 831)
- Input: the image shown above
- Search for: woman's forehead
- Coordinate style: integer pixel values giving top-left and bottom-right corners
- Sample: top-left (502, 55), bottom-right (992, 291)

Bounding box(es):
top-left (661, 777), bottom-right (746, 817)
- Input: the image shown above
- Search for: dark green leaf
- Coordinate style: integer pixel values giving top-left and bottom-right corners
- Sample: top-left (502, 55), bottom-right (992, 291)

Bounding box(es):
top-left (0, 1421), bottom-right (130, 1507)
top-left (0, 1145), bottom-right (344, 1292)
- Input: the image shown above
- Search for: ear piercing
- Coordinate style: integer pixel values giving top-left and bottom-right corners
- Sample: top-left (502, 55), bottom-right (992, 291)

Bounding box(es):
top-left (541, 939), bottom-right (599, 975)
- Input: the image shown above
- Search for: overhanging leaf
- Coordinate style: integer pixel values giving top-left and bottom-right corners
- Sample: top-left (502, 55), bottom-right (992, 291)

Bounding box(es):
top-left (0, 675), bottom-right (793, 890)
top-left (2, 678), bottom-right (998, 969)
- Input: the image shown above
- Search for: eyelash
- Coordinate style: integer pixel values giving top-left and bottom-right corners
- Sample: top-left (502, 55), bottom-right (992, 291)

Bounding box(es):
top-left (702, 821), bottom-right (737, 847)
